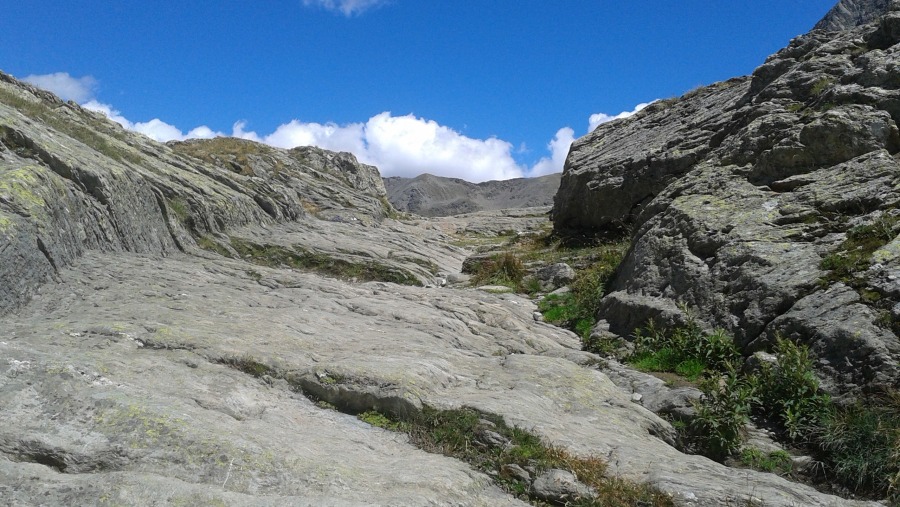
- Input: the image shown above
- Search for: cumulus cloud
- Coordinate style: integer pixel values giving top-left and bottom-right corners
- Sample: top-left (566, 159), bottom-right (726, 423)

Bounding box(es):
top-left (588, 101), bottom-right (655, 131)
top-left (83, 100), bottom-right (223, 142)
top-left (21, 72), bottom-right (98, 103)
top-left (529, 127), bottom-right (575, 177)
top-left (301, 0), bottom-right (388, 16)
top-left (23, 71), bottom-right (575, 181)
top-left (234, 112), bottom-right (531, 182)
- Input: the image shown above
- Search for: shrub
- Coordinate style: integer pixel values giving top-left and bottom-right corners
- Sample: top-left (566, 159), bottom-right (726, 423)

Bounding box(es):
top-left (740, 448), bottom-right (793, 475)
top-left (629, 318), bottom-right (739, 377)
top-left (752, 337), bottom-right (830, 441)
top-left (818, 393), bottom-right (900, 497)
top-left (689, 361), bottom-right (755, 460)
top-left (538, 241), bottom-right (628, 346)
top-left (471, 252), bottom-right (526, 289)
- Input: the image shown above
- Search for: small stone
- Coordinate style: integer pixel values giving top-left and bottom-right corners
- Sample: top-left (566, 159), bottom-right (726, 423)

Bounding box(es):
top-left (631, 392), bottom-right (643, 403)
top-left (499, 463), bottom-right (531, 483)
top-left (531, 469), bottom-right (594, 504)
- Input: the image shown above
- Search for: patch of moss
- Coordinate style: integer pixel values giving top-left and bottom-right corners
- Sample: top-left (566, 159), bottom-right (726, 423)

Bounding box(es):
top-left (359, 407), bottom-right (673, 506)
top-left (229, 237), bottom-right (419, 285)
top-left (196, 235), bottom-right (233, 258)
top-left (220, 355), bottom-right (274, 378)
top-left (167, 197), bottom-right (190, 224)
top-left (740, 448), bottom-right (793, 475)
top-left (819, 213), bottom-right (899, 334)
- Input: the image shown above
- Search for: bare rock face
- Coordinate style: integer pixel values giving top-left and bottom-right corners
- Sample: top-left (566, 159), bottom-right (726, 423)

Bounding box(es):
top-left (554, 8), bottom-right (900, 397)
top-left (0, 72), bottom-right (877, 506)
top-left (814, 0), bottom-right (897, 31)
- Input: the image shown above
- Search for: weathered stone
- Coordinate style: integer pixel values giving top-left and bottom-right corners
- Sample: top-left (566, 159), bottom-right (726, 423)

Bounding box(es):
top-left (534, 263), bottom-right (576, 291)
top-left (554, 10), bottom-right (900, 397)
top-left (499, 463), bottom-right (531, 483)
top-left (814, 0), bottom-right (897, 32)
top-left (531, 469), bottom-right (595, 504)
top-left (0, 42), bottom-right (886, 507)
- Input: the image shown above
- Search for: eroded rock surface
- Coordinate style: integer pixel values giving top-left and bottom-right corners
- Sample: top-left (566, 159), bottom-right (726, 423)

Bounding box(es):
top-left (554, 6), bottom-right (900, 398)
top-left (0, 72), bottom-right (875, 505)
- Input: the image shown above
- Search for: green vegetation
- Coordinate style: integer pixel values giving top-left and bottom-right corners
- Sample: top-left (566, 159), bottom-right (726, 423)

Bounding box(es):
top-left (628, 319), bottom-right (739, 381)
top-left (470, 252), bottom-right (527, 290)
top-left (229, 237), bottom-right (420, 286)
top-left (752, 338), bottom-right (830, 441)
top-left (197, 235), bottom-right (232, 258)
top-left (809, 77), bottom-right (834, 97)
top-left (818, 394), bottom-right (900, 496)
top-left (167, 198), bottom-right (190, 224)
top-left (356, 406), bottom-right (673, 506)
top-left (0, 87), bottom-right (142, 164)
top-left (690, 362), bottom-right (755, 459)
top-left (820, 214), bottom-right (898, 286)
top-left (220, 355), bottom-right (274, 378)
top-left (819, 213), bottom-right (899, 335)
top-left (358, 410), bottom-right (407, 432)
top-left (739, 448), bottom-right (793, 475)
top-left (537, 240), bottom-right (629, 345)
top-left (640, 321), bottom-right (899, 501)
top-left (169, 136), bottom-right (264, 175)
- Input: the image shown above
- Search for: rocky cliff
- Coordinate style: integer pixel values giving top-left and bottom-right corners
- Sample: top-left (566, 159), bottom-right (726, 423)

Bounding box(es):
top-left (555, 4), bottom-right (900, 398)
top-left (0, 67), bottom-right (876, 506)
top-left (815, 0), bottom-right (896, 31)
top-left (384, 172), bottom-right (560, 217)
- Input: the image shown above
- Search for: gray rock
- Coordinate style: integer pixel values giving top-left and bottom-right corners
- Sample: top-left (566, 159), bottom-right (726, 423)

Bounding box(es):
top-left (531, 469), bottom-right (594, 504)
top-left (0, 67), bottom-right (883, 507)
top-left (499, 464), bottom-right (531, 483)
top-left (535, 263), bottom-right (576, 291)
top-left (554, 12), bottom-right (900, 397)
top-left (602, 360), bottom-right (702, 422)
top-left (814, 0), bottom-right (898, 32)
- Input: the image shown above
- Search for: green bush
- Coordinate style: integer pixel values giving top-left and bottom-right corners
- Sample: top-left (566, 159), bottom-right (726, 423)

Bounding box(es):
top-left (689, 361), bottom-right (755, 459)
top-left (470, 252), bottom-right (526, 289)
top-left (740, 448), bottom-right (793, 475)
top-left (629, 319), bottom-right (739, 377)
top-left (818, 394), bottom-right (900, 497)
top-left (752, 337), bottom-right (830, 441)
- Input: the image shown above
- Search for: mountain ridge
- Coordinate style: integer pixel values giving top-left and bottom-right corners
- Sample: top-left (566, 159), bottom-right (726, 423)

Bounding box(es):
top-left (383, 172), bottom-right (560, 217)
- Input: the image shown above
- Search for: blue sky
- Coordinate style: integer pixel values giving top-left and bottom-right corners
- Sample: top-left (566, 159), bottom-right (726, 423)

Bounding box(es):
top-left (2, 0), bottom-right (836, 181)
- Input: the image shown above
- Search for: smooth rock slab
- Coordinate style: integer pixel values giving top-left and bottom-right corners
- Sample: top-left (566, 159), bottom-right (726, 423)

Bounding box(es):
top-left (0, 251), bottom-right (878, 507)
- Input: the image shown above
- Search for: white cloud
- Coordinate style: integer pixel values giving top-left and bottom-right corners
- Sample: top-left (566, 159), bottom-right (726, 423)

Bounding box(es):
top-left (363, 113), bottom-right (525, 181)
top-left (301, 0), bottom-right (387, 16)
top-left (24, 70), bottom-right (576, 181)
top-left (21, 72), bottom-right (98, 103)
top-left (588, 101), bottom-right (655, 131)
top-left (264, 119), bottom-right (367, 155)
top-left (235, 112), bottom-right (530, 182)
top-left (529, 127), bottom-right (574, 177)
top-left (83, 100), bottom-right (223, 143)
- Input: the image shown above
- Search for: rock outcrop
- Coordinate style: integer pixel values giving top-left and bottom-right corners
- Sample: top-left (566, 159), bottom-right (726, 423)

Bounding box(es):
top-left (384, 172), bottom-right (560, 217)
top-left (0, 70), bottom-right (875, 505)
top-left (554, 5), bottom-right (900, 397)
top-left (815, 0), bottom-right (897, 31)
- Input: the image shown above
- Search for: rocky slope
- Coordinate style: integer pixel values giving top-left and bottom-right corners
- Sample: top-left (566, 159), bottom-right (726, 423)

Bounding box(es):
top-left (0, 70), bottom-right (875, 506)
top-left (815, 0), bottom-right (895, 31)
top-left (384, 172), bottom-right (560, 217)
top-left (554, 3), bottom-right (900, 398)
